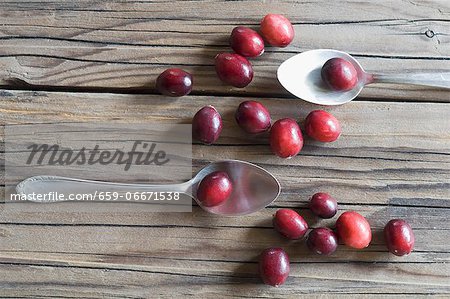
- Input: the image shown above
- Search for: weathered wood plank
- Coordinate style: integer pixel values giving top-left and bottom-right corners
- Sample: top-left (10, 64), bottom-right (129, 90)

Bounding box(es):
top-left (1, 0), bottom-right (449, 101)
top-left (0, 217), bottom-right (448, 259)
top-left (0, 262), bottom-right (448, 298)
top-left (0, 90), bottom-right (448, 208)
top-left (0, 218), bottom-right (448, 296)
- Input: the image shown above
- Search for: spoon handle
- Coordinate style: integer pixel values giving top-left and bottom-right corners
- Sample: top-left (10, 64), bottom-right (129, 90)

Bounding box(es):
top-left (372, 72), bottom-right (450, 89)
top-left (16, 176), bottom-right (191, 202)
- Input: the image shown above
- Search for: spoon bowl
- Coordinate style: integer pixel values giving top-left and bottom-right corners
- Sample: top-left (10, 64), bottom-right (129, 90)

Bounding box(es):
top-left (192, 160), bottom-right (280, 216)
top-left (16, 160), bottom-right (281, 216)
top-left (277, 49), bottom-right (450, 105)
top-left (277, 49), bottom-right (369, 105)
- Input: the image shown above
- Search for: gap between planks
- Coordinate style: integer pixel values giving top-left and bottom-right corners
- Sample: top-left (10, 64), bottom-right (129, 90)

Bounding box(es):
top-left (0, 85), bottom-right (449, 104)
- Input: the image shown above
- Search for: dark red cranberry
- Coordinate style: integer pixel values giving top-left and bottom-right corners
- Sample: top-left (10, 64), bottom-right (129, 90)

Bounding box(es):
top-left (273, 209), bottom-right (308, 240)
top-left (336, 211), bottom-right (372, 249)
top-left (304, 110), bottom-right (341, 142)
top-left (214, 53), bottom-right (253, 88)
top-left (321, 58), bottom-right (358, 91)
top-left (309, 192), bottom-right (338, 219)
top-left (307, 228), bottom-right (338, 255)
top-left (384, 219), bottom-right (415, 256)
top-left (192, 105), bottom-right (222, 145)
top-left (260, 14), bottom-right (294, 47)
top-left (196, 171), bottom-right (232, 207)
top-left (235, 100), bottom-right (271, 134)
top-left (156, 68), bottom-right (193, 97)
top-left (230, 26), bottom-right (265, 57)
top-left (259, 247), bottom-right (290, 287)
top-left (270, 118), bottom-right (303, 158)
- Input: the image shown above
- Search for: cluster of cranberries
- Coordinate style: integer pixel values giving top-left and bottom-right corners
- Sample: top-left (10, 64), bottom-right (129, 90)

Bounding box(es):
top-left (154, 14), bottom-right (294, 96)
top-left (155, 13), bottom-right (416, 289)
top-left (215, 14), bottom-right (294, 88)
top-left (191, 83), bottom-right (343, 211)
top-left (194, 174), bottom-right (416, 287)
top-left (192, 100), bottom-right (342, 159)
top-left (259, 192), bottom-right (415, 287)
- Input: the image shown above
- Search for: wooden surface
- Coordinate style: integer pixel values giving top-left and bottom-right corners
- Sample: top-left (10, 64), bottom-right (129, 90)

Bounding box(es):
top-left (0, 0), bottom-right (449, 298)
top-left (1, 0), bottom-right (450, 101)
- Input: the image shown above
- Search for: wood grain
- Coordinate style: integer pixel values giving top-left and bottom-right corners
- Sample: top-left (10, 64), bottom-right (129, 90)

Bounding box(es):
top-left (1, 0), bottom-right (449, 101)
top-left (0, 90), bottom-right (449, 297)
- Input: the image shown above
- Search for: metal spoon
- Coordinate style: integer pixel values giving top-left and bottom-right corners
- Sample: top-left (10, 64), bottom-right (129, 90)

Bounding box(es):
top-left (15, 160), bottom-right (280, 216)
top-left (277, 49), bottom-right (450, 105)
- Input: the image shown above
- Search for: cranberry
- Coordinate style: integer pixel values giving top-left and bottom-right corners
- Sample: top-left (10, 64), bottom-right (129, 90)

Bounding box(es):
top-left (214, 53), bottom-right (253, 88)
top-left (384, 219), bottom-right (415, 256)
top-left (321, 58), bottom-right (358, 91)
top-left (270, 118), bottom-right (303, 158)
top-left (260, 14), bottom-right (294, 47)
top-left (196, 171), bottom-right (232, 207)
top-left (235, 100), bottom-right (271, 134)
top-left (336, 211), bottom-right (372, 249)
top-left (307, 228), bottom-right (338, 255)
top-left (273, 209), bottom-right (308, 240)
top-left (309, 192), bottom-right (338, 219)
top-left (192, 106), bottom-right (222, 145)
top-left (156, 68), bottom-right (193, 97)
top-left (259, 247), bottom-right (290, 287)
top-left (304, 110), bottom-right (341, 142)
top-left (230, 26), bottom-right (265, 57)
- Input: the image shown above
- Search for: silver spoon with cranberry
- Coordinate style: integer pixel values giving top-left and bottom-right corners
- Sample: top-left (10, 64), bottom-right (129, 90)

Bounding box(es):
top-left (16, 160), bottom-right (280, 216)
top-left (277, 49), bottom-right (450, 105)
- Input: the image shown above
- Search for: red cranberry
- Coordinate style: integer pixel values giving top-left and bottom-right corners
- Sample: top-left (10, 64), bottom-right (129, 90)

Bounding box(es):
top-left (321, 58), bottom-right (358, 91)
top-left (192, 106), bottom-right (222, 144)
top-left (260, 14), bottom-right (294, 47)
top-left (304, 110), bottom-right (341, 142)
top-left (307, 228), bottom-right (338, 255)
top-left (235, 100), bottom-right (271, 134)
top-left (214, 53), bottom-right (253, 88)
top-left (259, 247), bottom-right (290, 287)
top-left (309, 192), bottom-right (338, 219)
top-left (336, 211), bottom-right (372, 249)
top-left (270, 118), bottom-right (303, 158)
top-left (384, 219), bottom-right (415, 256)
top-left (156, 68), bottom-right (193, 97)
top-left (230, 26), bottom-right (265, 57)
top-left (273, 209), bottom-right (308, 240)
top-left (196, 171), bottom-right (232, 207)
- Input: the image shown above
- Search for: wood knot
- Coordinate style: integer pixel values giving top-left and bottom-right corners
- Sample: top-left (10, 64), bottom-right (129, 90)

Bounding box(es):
top-left (425, 29), bottom-right (435, 38)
